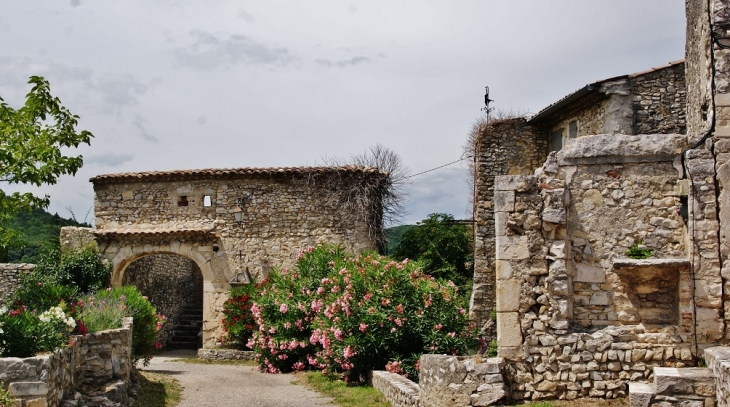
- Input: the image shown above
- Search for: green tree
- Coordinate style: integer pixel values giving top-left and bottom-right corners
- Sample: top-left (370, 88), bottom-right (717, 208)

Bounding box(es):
top-left (392, 213), bottom-right (473, 287)
top-left (0, 76), bottom-right (92, 261)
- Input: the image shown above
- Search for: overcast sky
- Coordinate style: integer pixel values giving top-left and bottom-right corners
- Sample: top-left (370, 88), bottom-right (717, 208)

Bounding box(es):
top-left (2, 1), bottom-right (686, 226)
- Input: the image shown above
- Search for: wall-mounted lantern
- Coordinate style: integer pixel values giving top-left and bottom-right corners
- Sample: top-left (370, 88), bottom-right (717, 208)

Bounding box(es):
top-left (232, 197), bottom-right (245, 224)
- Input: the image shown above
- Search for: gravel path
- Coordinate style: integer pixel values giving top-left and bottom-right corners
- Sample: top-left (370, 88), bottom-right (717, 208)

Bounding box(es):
top-left (140, 351), bottom-right (334, 407)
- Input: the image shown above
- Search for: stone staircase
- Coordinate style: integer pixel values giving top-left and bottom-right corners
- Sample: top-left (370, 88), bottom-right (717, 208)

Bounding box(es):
top-left (629, 366), bottom-right (716, 407)
top-left (167, 305), bottom-right (203, 350)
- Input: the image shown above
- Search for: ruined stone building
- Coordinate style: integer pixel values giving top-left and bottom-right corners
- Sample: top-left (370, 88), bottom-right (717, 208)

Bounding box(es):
top-left (61, 166), bottom-right (386, 348)
top-left (465, 0), bottom-right (730, 402)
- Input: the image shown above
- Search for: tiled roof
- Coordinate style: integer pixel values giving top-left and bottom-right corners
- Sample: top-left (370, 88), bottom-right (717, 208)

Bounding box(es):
top-left (529, 59), bottom-right (685, 124)
top-left (90, 166), bottom-right (386, 184)
top-left (92, 228), bottom-right (218, 239)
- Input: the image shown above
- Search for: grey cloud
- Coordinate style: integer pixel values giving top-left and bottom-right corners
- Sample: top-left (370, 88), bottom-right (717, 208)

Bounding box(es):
top-left (70, 0), bottom-right (81, 6)
top-left (316, 56), bottom-right (370, 68)
top-left (93, 73), bottom-right (149, 114)
top-left (174, 30), bottom-right (296, 70)
top-left (86, 153), bottom-right (134, 167)
top-left (404, 166), bottom-right (472, 224)
top-left (133, 115), bottom-right (159, 142)
top-left (236, 9), bottom-right (255, 23)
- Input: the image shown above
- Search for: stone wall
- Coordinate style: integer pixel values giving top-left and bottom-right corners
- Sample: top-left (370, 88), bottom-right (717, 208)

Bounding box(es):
top-left (197, 348), bottom-right (255, 361)
top-left (0, 263), bottom-right (34, 302)
top-left (705, 346), bottom-right (730, 406)
top-left (370, 371), bottom-right (420, 407)
top-left (123, 254), bottom-right (201, 346)
top-left (470, 118), bottom-right (547, 331)
top-left (488, 134), bottom-right (727, 401)
top-left (2, 317), bottom-right (133, 407)
top-left (631, 63), bottom-right (687, 135)
top-left (419, 355), bottom-right (506, 407)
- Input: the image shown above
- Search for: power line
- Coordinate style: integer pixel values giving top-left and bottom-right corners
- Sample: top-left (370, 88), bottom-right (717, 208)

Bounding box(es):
top-left (404, 156), bottom-right (472, 180)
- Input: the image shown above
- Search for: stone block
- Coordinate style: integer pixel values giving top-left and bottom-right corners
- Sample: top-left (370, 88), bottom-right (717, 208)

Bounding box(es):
top-left (496, 279), bottom-right (520, 312)
top-left (495, 175), bottom-right (536, 192)
top-left (495, 212), bottom-right (508, 236)
top-left (628, 382), bottom-right (654, 407)
top-left (574, 263), bottom-right (605, 283)
top-left (25, 398), bottom-right (47, 407)
top-left (654, 367), bottom-right (715, 396)
top-left (8, 382), bottom-right (48, 397)
top-left (496, 312), bottom-right (522, 348)
top-left (496, 235), bottom-right (530, 260)
top-left (496, 260), bottom-right (512, 281)
top-left (549, 240), bottom-right (566, 259)
top-left (493, 191), bottom-right (515, 212)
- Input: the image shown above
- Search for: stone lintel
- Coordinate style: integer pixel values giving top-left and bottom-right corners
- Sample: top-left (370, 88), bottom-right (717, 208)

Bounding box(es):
top-left (557, 134), bottom-right (686, 165)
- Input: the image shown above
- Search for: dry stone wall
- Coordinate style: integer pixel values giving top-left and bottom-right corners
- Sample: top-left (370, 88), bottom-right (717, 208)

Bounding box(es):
top-left (0, 264), bottom-right (34, 302)
top-left (419, 355), bottom-right (506, 407)
top-left (471, 119), bottom-right (547, 331)
top-left (370, 371), bottom-right (420, 407)
top-left (2, 317), bottom-right (133, 407)
top-left (631, 63), bottom-right (687, 135)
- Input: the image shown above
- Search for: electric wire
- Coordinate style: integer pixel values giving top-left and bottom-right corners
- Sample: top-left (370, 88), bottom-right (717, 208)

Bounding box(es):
top-left (403, 156), bottom-right (472, 180)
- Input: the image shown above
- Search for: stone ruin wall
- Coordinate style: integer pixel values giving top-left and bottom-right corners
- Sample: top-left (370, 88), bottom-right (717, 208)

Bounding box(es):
top-left (631, 63), bottom-right (687, 135)
top-left (492, 134), bottom-right (719, 401)
top-left (122, 254), bottom-right (202, 346)
top-left (470, 118), bottom-right (548, 330)
top-left (0, 263), bottom-right (34, 302)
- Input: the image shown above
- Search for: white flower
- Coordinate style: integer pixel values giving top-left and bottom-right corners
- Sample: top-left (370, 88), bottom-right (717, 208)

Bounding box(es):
top-left (0, 306), bottom-right (7, 315)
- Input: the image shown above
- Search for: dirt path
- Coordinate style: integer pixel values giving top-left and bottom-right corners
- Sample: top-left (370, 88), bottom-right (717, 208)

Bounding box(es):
top-left (140, 351), bottom-right (334, 407)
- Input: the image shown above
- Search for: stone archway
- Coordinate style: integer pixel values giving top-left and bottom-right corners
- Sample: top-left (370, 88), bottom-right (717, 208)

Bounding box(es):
top-left (122, 253), bottom-right (204, 349)
top-left (83, 229), bottom-right (234, 349)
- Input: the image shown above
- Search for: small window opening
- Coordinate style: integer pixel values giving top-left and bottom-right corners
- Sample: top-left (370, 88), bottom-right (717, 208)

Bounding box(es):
top-left (203, 195), bottom-right (212, 207)
top-left (177, 196), bottom-right (188, 207)
top-left (569, 120), bottom-right (578, 139)
top-left (549, 129), bottom-right (563, 152)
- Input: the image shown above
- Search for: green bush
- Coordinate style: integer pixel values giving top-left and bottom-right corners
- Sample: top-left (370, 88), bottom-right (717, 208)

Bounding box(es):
top-left (34, 245), bottom-right (111, 293)
top-left (10, 273), bottom-right (78, 314)
top-left (248, 245), bottom-right (475, 382)
top-left (0, 305), bottom-right (75, 357)
top-left (0, 381), bottom-right (15, 407)
top-left (91, 287), bottom-right (164, 366)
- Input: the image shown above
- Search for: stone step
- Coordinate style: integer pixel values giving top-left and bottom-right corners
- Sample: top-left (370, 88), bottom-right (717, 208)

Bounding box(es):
top-left (653, 367), bottom-right (715, 396)
top-left (629, 382), bottom-right (655, 407)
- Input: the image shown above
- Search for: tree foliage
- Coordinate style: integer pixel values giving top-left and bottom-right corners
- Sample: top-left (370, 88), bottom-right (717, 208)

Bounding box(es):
top-left (6, 208), bottom-right (88, 263)
top-left (0, 76), bottom-right (92, 260)
top-left (392, 213), bottom-right (474, 288)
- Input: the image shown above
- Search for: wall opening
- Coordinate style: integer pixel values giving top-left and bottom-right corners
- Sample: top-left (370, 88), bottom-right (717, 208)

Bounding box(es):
top-left (122, 253), bottom-right (204, 349)
top-left (177, 196), bottom-right (188, 207)
top-left (203, 195), bottom-right (212, 207)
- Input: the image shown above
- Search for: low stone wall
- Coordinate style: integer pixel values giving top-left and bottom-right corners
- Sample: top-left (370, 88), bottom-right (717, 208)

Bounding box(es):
top-left (2, 317), bottom-right (133, 407)
top-left (197, 348), bottom-right (255, 361)
top-left (0, 263), bottom-right (34, 302)
top-left (419, 355), bottom-right (506, 407)
top-left (705, 347), bottom-right (730, 407)
top-left (370, 371), bottom-right (420, 407)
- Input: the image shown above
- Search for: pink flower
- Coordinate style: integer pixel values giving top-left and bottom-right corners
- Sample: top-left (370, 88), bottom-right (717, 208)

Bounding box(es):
top-left (359, 323), bottom-right (368, 332)
top-left (448, 332), bottom-right (456, 338)
top-left (284, 322), bottom-right (292, 329)
top-left (381, 298), bottom-right (390, 306)
top-left (280, 304), bottom-right (289, 313)
top-left (434, 323), bottom-right (442, 331)
top-left (343, 345), bottom-right (357, 359)
top-left (395, 318), bottom-right (403, 327)
top-left (391, 327), bottom-right (397, 333)
top-left (334, 329), bottom-right (344, 341)
top-left (363, 293), bottom-right (372, 301)
top-left (396, 304), bottom-right (404, 314)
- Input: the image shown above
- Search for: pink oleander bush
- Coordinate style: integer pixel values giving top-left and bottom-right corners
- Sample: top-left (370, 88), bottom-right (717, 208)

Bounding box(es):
top-left (247, 245), bottom-right (475, 382)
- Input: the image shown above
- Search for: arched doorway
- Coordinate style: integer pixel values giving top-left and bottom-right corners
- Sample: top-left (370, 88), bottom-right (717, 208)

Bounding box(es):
top-left (122, 253), bottom-right (204, 349)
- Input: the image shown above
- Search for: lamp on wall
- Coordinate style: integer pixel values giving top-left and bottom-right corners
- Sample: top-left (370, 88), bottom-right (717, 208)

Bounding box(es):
top-left (232, 197), bottom-right (245, 224)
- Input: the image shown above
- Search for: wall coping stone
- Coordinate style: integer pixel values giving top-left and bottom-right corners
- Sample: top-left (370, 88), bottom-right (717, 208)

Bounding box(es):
top-left (557, 134), bottom-right (687, 165)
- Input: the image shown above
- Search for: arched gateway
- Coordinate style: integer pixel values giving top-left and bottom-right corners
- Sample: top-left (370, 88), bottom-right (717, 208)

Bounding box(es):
top-left (61, 166), bottom-right (386, 348)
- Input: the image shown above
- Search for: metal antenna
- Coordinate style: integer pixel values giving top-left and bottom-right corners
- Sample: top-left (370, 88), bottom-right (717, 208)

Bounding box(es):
top-left (481, 86), bottom-right (494, 122)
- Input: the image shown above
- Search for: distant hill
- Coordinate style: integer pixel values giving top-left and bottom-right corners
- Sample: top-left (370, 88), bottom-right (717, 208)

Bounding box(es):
top-left (5, 208), bottom-right (89, 264)
top-left (384, 224), bottom-right (415, 256)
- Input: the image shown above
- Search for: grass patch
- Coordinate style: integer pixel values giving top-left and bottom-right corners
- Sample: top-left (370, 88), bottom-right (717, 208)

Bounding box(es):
top-left (132, 371), bottom-right (182, 407)
top-left (296, 372), bottom-right (391, 407)
top-left (167, 357), bottom-right (257, 366)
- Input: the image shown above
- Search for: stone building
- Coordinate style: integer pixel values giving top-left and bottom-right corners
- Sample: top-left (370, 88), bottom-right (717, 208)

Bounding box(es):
top-left (466, 0), bottom-right (730, 402)
top-left (470, 61), bottom-right (688, 330)
top-left (62, 166), bottom-right (386, 348)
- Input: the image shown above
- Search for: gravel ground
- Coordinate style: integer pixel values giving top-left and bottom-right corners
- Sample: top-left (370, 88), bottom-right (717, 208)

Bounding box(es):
top-left (141, 350), bottom-right (335, 407)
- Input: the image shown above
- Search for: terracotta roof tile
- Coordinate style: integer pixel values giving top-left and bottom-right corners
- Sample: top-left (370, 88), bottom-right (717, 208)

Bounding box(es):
top-left (90, 166), bottom-right (386, 184)
top-left (93, 228), bottom-right (218, 238)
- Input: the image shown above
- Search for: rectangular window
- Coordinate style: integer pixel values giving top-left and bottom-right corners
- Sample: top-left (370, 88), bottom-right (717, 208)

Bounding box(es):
top-left (203, 195), bottom-right (212, 207)
top-left (549, 129), bottom-right (563, 152)
top-left (569, 120), bottom-right (578, 140)
top-left (177, 196), bottom-right (188, 207)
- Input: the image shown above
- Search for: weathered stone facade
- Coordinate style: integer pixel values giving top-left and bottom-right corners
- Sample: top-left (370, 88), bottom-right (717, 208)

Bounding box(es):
top-left (419, 355), bottom-right (506, 407)
top-left (0, 263), bottom-right (33, 303)
top-left (2, 318), bottom-right (133, 407)
top-left (68, 166), bottom-right (385, 348)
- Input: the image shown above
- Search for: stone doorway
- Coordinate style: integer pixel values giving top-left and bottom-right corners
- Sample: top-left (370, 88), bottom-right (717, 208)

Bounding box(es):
top-left (122, 253), bottom-right (204, 349)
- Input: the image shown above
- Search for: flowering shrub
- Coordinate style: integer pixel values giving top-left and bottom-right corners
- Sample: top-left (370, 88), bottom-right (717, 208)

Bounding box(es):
top-left (221, 281), bottom-right (266, 349)
top-left (248, 245), bottom-right (474, 382)
top-left (91, 286), bottom-right (165, 366)
top-left (80, 294), bottom-right (128, 333)
top-left (34, 245), bottom-right (111, 293)
top-left (0, 303), bottom-right (75, 357)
